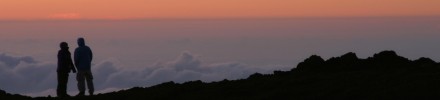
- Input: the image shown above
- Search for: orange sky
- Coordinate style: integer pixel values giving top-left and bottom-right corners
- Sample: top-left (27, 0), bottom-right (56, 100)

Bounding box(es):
top-left (0, 0), bottom-right (439, 20)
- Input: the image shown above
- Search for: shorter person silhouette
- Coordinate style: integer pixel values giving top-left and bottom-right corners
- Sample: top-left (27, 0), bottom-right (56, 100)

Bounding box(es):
top-left (57, 42), bottom-right (77, 97)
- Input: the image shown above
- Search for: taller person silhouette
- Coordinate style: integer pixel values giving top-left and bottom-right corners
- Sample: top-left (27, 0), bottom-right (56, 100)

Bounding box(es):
top-left (74, 37), bottom-right (94, 96)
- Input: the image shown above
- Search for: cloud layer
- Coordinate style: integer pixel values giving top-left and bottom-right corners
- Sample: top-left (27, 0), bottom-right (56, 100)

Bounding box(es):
top-left (0, 51), bottom-right (290, 96)
top-left (0, 53), bottom-right (56, 94)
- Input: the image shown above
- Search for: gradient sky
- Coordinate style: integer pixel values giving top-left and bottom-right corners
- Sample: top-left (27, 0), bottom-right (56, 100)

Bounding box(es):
top-left (1, 0), bottom-right (440, 20)
top-left (1, 0), bottom-right (440, 97)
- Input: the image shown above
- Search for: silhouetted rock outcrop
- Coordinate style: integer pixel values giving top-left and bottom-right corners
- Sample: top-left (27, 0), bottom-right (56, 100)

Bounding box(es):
top-left (0, 89), bottom-right (31, 100)
top-left (369, 50), bottom-right (411, 67)
top-left (3, 50), bottom-right (440, 100)
top-left (296, 55), bottom-right (325, 70)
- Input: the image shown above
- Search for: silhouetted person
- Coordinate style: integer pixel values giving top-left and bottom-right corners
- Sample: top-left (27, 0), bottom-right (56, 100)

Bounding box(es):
top-left (74, 38), bottom-right (94, 96)
top-left (57, 42), bottom-right (77, 97)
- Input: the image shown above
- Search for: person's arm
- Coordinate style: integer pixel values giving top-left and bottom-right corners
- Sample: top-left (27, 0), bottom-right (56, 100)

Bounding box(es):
top-left (89, 47), bottom-right (93, 61)
top-left (74, 49), bottom-right (79, 68)
top-left (68, 52), bottom-right (76, 73)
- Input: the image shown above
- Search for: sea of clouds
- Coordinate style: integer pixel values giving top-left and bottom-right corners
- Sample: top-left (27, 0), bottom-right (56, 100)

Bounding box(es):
top-left (0, 51), bottom-right (291, 97)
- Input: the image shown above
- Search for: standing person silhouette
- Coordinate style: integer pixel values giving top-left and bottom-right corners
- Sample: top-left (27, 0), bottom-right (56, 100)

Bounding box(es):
top-left (74, 37), bottom-right (94, 96)
top-left (57, 42), bottom-right (77, 97)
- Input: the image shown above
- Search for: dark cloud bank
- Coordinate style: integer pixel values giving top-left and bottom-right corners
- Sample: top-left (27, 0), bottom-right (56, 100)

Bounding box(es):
top-left (0, 51), bottom-right (289, 96)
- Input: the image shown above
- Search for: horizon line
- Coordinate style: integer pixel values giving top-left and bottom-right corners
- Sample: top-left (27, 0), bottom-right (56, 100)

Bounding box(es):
top-left (1, 15), bottom-right (439, 22)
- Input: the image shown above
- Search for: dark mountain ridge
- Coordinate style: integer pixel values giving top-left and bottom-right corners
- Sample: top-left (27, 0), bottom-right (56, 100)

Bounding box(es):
top-left (3, 50), bottom-right (440, 100)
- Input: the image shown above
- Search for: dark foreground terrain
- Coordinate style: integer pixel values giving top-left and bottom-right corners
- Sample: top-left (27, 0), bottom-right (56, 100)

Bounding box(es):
top-left (2, 50), bottom-right (440, 100)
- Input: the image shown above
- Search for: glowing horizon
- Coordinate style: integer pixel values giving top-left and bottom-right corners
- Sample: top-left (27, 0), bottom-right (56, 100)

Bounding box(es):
top-left (1, 0), bottom-right (440, 97)
top-left (1, 0), bottom-right (440, 20)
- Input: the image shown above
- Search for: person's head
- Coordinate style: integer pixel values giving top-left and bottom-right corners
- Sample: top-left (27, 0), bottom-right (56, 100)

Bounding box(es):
top-left (77, 37), bottom-right (86, 47)
top-left (60, 42), bottom-right (69, 50)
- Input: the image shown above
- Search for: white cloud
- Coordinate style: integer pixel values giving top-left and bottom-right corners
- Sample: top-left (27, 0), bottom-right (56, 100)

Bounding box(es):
top-left (0, 53), bottom-right (56, 94)
top-left (0, 51), bottom-right (290, 97)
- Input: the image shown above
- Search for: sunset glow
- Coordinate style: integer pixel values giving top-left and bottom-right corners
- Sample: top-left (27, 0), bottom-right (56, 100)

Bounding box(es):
top-left (1, 0), bottom-right (440, 20)
top-left (2, 0), bottom-right (440, 98)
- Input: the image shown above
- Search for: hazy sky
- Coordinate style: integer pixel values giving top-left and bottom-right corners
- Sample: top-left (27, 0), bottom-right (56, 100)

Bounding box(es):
top-left (1, 0), bottom-right (440, 97)
top-left (1, 0), bottom-right (439, 20)
top-left (1, 17), bottom-right (439, 97)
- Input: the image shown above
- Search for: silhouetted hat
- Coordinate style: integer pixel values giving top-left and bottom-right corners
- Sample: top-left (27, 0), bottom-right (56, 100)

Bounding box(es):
top-left (60, 42), bottom-right (68, 48)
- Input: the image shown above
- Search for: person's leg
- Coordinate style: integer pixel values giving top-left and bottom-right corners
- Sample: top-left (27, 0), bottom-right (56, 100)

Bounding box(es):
top-left (62, 73), bottom-right (69, 96)
top-left (85, 70), bottom-right (94, 95)
top-left (76, 71), bottom-right (86, 96)
top-left (57, 72), bottom-right (62, 97)
top-left (57, 72), bottom-right (69, 97)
